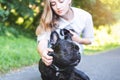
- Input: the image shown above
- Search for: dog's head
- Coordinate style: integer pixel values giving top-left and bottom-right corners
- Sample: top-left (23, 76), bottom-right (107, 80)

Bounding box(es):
top-left (48, 29), bottom-right (81, 68)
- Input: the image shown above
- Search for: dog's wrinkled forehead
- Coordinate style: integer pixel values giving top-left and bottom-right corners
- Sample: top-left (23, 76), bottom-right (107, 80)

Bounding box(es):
top-left (54, 40), bottom-right (79, 51)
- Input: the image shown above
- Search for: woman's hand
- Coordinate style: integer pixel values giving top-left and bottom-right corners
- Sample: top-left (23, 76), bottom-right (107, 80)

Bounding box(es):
top-left (69, 30), bottom-right (91, 45)
top-left (37, 39), bottom-right (54, 66)
top-left (41, 48), bottom-right (53, 66)
top-left (69, 30), bottom-right (81, 43)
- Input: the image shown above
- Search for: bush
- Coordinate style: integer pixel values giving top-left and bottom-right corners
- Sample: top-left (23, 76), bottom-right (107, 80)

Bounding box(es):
top-left (84, 21), bottom-right (120, 54)
top-left (73, 0), bottom-right (116, 27)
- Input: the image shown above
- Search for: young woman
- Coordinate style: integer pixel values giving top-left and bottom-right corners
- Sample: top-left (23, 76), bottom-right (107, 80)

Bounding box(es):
top-left (36, 0), bottom-right (94, 66)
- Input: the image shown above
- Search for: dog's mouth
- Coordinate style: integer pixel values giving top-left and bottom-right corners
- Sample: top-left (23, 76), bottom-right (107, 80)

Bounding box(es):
top-left (50, 59), bottom-right (80, 72)
top-left (53, 59), bottom-right (80, 68)
top-left (70, 59), bottom-right (80, 66)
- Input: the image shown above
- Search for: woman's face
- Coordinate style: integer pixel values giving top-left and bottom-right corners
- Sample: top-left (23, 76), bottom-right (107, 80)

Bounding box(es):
top-left (49, 0), bottom-right (71, 16)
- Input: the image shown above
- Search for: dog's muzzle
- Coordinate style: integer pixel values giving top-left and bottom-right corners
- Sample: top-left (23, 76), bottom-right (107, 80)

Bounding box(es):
top-left (70, 59), bottom-right (80, 66)
top-left (48, 51), bottom-right (80, 66)
top-left (48, 52), bottom-right (80, 70)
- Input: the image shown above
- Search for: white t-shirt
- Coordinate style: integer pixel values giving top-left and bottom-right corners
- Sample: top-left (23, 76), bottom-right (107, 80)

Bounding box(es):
top-left (37, 7), bottom-right (94, 54)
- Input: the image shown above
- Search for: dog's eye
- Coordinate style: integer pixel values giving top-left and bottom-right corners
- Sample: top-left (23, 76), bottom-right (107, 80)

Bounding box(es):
top-left (74, 45), bottom-right (79, 50)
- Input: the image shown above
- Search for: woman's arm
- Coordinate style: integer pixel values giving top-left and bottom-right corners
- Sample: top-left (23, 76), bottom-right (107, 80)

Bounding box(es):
top-left (69, 30), bottom-right (91, 45)
top-left (37, 39), bottom-right (53, 66)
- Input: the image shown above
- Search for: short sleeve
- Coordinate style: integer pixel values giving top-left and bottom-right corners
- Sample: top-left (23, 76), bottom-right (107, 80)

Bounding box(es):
top-left (82, 14), bottom-right (94, 42)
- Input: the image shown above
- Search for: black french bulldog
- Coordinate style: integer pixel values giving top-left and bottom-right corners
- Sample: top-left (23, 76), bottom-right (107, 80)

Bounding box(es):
top-left (39, 29), bottom-right (90, 80)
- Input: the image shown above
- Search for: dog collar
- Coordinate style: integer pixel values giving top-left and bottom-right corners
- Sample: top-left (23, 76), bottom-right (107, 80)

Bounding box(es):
top-left (50, 64), bottom-right (66, 72)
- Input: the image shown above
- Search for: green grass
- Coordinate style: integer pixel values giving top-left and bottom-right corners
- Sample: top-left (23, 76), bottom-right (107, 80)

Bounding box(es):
top-left (0, 35), bottom-right (39, 73)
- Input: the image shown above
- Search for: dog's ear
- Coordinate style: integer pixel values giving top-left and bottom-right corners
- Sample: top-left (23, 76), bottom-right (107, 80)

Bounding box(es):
top-left (60, 29), bottom-right (70, 36)
top-left (50, 31), bottom-right (60, 45)
top-left (60, 29), bottom-right (73, 40)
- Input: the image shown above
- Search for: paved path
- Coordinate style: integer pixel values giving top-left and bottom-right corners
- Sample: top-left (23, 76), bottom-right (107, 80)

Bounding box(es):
top-left (0, 47), bottom-right (120, 80)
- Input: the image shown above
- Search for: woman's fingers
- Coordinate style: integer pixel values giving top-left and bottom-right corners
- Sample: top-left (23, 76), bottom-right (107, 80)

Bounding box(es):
top-left (42, 56), bottom-right (53, 66)
top-left (41, 48), bottom-right (53, 66)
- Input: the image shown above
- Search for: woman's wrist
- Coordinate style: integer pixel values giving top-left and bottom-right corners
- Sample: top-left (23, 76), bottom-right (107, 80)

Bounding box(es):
top-left (78, 38), bottom-right (91, 45)
top-left (37, 39), bottom-right (48, 55)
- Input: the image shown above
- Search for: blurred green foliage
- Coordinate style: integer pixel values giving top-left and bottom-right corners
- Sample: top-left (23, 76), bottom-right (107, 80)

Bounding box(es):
top-left (73, 0), bottom-right (116, 27)
top-left (0, 0), bottom-right (42, 32)
top-left (100, 0), bottom-right (120, 12)
top-left (84, 20), bottom-right (120, 54)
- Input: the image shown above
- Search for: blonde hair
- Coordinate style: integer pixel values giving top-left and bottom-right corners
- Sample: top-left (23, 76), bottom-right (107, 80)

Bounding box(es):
top-left (36, 0), bottom-right (59, 35)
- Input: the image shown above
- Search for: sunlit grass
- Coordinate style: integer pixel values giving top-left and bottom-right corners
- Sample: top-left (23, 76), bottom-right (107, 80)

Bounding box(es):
top-left (84, 20), bottom-right (120, 55)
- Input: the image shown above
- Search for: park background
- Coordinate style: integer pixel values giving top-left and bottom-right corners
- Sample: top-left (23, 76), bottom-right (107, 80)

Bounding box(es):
top-left (0, 0), bottom-right (120, 74)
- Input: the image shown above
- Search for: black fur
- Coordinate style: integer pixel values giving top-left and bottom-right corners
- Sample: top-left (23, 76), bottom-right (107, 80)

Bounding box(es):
top-left (39, 29), bottom-right (90, 80)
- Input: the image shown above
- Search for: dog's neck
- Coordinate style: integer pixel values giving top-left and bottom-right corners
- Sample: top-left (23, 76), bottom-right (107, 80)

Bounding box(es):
top-left (50, 64), bottom-right (74, 77)
top-left (50, 64), bottom-right (73, 72)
